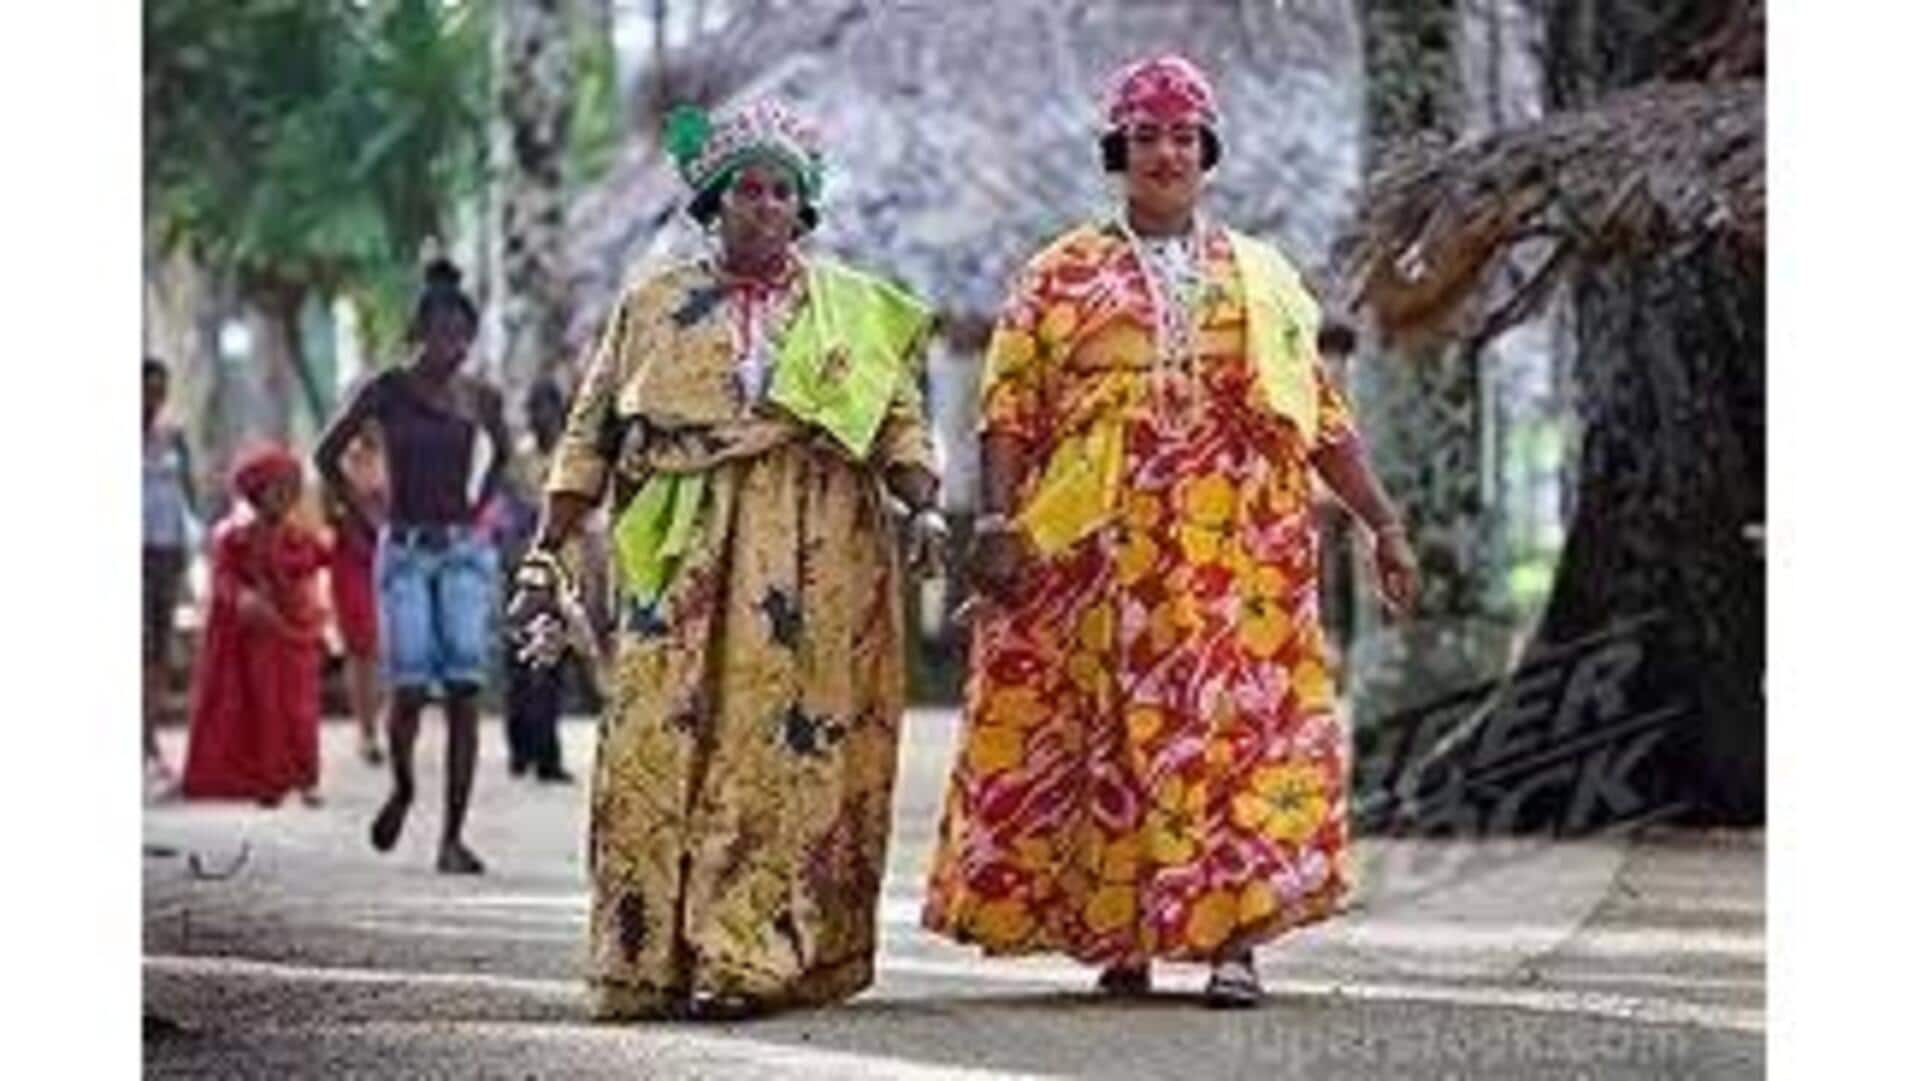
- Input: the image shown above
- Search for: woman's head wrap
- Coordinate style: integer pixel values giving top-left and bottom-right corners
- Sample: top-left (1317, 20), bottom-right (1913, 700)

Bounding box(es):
top-left (1104, 54), bottom-right (1221, 131)
top-left (664, 99), bottom-right (826, 203)
top-left (230, 443), bottom-right (303, 505)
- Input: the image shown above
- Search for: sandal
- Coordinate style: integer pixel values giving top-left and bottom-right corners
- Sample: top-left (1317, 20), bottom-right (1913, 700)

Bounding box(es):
top-left (1096, 963), bottom-right (1153, 997)
top-left (688, 992), bottom-right (769, 1021)
top-left (1203, 956), bottom-right (1263, 1009)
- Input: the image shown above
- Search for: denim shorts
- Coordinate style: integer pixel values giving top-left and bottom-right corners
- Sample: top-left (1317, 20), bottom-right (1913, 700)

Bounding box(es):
top-left (376, 526), bottom-right (499, 690)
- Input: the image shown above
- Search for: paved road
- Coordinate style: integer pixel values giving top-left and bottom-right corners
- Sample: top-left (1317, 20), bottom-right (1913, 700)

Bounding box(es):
top-left (144, 712), bottom-right (1763, 1079)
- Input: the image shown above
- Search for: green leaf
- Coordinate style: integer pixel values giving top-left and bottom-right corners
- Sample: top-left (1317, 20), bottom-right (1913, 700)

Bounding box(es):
top-left (663, 105), bottom-right (712, 169)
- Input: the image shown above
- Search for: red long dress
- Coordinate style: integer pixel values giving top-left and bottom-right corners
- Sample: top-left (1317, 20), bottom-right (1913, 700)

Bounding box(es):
top-left (180, 512), bottom-right (329, 802)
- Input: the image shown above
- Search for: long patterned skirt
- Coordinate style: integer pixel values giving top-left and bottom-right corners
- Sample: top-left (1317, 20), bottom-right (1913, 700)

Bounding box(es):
top-left (587, 441), bottom-right (909, 1017)
top-left (923, 412), bottom-right (1353, 965)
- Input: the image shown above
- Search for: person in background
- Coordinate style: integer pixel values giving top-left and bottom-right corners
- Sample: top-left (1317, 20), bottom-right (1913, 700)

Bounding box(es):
top-left (500, 376), bottom-right (576, 783)
top-left (315, 260), bottom-right (511, 875)
top-left (179, 445), bottom-right (329, 807)
top-left (327, 429), bottom-right (389, 765)
top-left (143, 358), bottom-right (200, 788)
top-left (1313, 321), bottom-right (1361, 669)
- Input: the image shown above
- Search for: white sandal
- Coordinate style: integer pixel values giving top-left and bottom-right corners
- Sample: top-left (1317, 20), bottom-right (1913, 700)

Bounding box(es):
top-left (1204, 957), bottom-right (1263, 1009)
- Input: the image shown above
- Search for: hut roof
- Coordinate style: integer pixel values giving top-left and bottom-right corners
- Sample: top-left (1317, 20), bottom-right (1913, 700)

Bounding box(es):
top-left (565, 0), bottom-right (1367, 347)
top-left (1341, 77), bottom-right (1762, 347)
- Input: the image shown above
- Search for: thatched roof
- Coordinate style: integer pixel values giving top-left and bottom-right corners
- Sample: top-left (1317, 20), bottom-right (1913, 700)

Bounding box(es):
top-left (1341, 78), bottom-right (1763, 347)
top-left (565, 0), bottom-right (1367, 348)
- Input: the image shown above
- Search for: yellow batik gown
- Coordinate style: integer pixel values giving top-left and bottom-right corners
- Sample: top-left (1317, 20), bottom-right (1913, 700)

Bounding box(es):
top-left (547, 257), bottom-right (935, 1017)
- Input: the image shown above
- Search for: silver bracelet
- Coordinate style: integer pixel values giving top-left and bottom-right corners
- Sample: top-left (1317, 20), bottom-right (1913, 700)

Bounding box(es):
top-left (515, 548), bottom-right (570, 592)
top-left (975, 512), bottom-right (1016, 534)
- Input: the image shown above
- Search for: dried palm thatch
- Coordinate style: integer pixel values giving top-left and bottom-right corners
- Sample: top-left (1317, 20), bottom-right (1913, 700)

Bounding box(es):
top-left (566, 0), bottom-right (1368, 350)
top-left (1342, 77), bottom-right (1762, 349)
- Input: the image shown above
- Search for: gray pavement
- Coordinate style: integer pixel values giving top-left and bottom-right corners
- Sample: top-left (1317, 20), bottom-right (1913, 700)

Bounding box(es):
top-left (144, 711), bottom-right (1763, 1079)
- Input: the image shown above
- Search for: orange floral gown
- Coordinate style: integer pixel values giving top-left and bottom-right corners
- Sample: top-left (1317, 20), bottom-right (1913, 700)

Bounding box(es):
top-left (922, 222), bottom-right (1359, 965)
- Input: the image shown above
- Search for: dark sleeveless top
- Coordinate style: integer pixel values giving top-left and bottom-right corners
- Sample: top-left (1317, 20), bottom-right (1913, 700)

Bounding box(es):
top-left (368, 371), bottom-right (483, 526)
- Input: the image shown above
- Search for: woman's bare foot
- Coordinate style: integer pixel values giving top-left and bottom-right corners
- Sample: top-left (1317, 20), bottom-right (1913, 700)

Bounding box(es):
top-left (369, 789), bottom-right (411, 852)
top-left (436, 838), bottom-right (485, 875)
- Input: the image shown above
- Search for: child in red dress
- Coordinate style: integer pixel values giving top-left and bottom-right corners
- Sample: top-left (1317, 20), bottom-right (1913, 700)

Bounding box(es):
top-left (180, 444), bottom-right (330, 806)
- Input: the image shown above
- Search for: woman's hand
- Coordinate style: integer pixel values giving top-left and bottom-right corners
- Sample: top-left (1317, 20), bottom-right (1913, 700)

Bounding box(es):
top-left (506, 552), bottom-right (570, 668)
top-left (968, 520), bottom-right (1031, 603)
top-left (1370, 525), bottom-right (1420, 621)
top-left (236, 587), bottom-right (275, 628)
top-left (237, 587), bottom-right (304, 638)
top-left (904, 507), bottom-right (950, 577)
top-left (324, 480), bottom-right (378, 537)
top-left (508, 589), bottom-right (568, 669)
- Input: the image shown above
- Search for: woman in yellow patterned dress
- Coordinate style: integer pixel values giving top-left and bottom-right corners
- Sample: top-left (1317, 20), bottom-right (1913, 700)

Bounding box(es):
top-left (922, 56), bottom-right (1419, 1007)
top-left (508, 100), bottom-right (944, 1020)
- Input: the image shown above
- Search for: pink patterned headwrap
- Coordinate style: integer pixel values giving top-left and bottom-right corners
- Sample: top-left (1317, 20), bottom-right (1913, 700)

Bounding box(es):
top-left (1104, 54), bottom-right (1221, 130)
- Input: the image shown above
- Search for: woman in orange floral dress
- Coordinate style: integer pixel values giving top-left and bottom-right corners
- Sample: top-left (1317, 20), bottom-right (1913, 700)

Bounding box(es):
top-left (922, 55), bottom-right (1419, 1007)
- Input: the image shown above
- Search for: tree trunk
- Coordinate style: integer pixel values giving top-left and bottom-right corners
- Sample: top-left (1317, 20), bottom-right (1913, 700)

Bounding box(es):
top-left (1525, 243), bottom-right (1764, 823)
top-left (1521, 0), bottom-right (1764, 824)
top-left (1539, 0), bottom-right (1746, 109)
top-left (1348, 0), bottom-right (1513, 726)
top-left (1356, 1), bottom-right (1764, 831)
top-left (651, 0), bottom-right (669, 108)
top-left (582, 0), bottom-right (614, 43)
top-left (143, 249), bottom-right (228, 490)
top-left (494, 0), bottom-right (574, 415)
top-left (246, 281), bottom-right (326, 446)
top-left (1345, 342), bottom-right (1511, 723)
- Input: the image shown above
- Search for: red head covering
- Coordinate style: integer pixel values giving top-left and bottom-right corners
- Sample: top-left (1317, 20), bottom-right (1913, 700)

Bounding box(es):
top-left (1105, 54), bottom-right (1221, 130)
top-left (229, 443), bottom-right (304, 506)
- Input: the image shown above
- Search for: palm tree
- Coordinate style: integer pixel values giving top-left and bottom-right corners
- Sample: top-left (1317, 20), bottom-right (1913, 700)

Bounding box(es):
top-left (490, 0), bottom-right (574, 410)
top-left (146, 0), bottom-right (486, 438)
top-left (1346, 0), bottom-right (1764, 824)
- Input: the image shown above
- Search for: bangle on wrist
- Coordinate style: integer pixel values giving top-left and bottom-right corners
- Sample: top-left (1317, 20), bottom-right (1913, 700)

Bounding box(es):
top-left (975, 511), bottom-right (1017, 534)
top-left (516, 548), bottom-right (571, 592)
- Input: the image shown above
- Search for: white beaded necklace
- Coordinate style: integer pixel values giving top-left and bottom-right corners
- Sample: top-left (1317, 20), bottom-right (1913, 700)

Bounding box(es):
top-left (1117, 214), bottom-right (1207, 370)
top-left (1118, 214), bottom-right (1210, 425)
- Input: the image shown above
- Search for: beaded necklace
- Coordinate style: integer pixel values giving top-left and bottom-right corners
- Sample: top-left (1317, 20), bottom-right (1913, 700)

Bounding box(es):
top-left (1117, 214), bottom-right (1210, 424)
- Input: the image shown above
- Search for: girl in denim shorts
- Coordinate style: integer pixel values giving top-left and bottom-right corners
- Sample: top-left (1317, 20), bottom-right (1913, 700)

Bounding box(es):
top-left (316, 260), bottom-right (511, 874)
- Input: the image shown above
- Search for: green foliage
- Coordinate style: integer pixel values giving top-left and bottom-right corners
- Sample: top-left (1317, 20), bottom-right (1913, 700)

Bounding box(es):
top-left (569, 9), bottom-right (625, 186)
top-left (1498, 416), bottom-right (1568, 614)
top-left (146, 0), bottom-right (488, 357)
top-left (1363, 0), bottom-right (1460, 143)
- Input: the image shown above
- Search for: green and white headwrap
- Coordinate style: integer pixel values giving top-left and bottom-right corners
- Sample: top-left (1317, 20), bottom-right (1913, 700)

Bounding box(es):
top-left (664, 99), bottom-right (826, 203)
